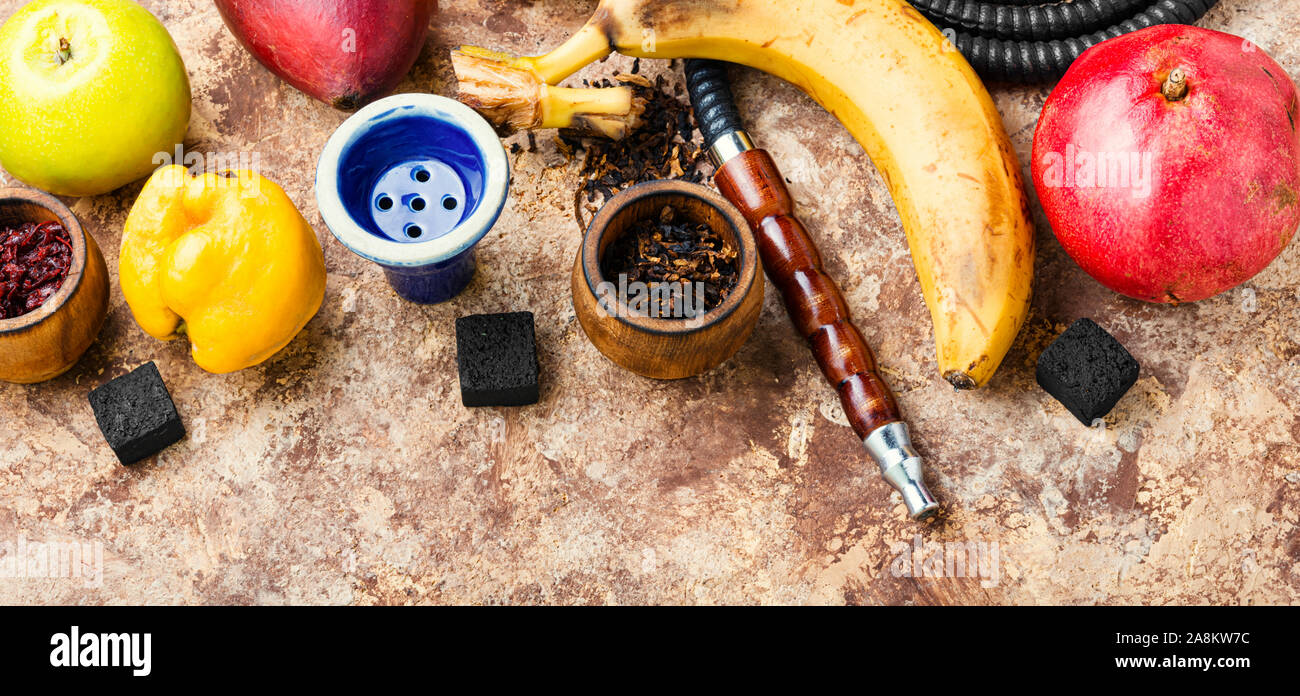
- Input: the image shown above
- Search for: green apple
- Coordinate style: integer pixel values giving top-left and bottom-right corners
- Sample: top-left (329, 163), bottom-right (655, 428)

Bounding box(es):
top-left (0, 0), bottom-right (190, 197)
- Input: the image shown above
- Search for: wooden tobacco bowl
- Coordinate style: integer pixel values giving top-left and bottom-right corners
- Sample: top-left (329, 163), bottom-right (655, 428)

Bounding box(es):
top-left (0, 188), bottom-right (109, 384)
top-left (572, 180), bottom-right (764, 379)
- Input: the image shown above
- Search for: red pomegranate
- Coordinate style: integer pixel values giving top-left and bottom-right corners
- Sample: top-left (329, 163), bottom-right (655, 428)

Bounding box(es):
top-left (1032, 24), bottom-right (1300, 303)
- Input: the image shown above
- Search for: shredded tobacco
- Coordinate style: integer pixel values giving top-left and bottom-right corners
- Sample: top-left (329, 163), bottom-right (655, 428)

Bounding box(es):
top-left (600, 204), bottom-right (738, 317)
top-left (559, 67), bottom-right (713, 231)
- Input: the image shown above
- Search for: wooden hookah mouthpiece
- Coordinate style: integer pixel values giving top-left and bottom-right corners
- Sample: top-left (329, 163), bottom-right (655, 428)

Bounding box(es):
top-left (684, 59), bottom-right (938, 519)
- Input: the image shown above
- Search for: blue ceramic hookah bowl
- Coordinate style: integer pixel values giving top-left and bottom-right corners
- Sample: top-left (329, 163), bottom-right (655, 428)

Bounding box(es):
top-left (316, 94), bottom-right (510, 304)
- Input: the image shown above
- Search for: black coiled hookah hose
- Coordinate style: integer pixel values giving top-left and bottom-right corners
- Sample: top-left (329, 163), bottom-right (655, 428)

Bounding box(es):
top-left (911, 0), bottom-right (1219, 82)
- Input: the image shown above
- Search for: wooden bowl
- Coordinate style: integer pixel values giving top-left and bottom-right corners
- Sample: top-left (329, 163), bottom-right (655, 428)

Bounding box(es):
top-left (0, 188), bottom-right (109, 384)
top-left (572, 180), bottom-right (764, 379)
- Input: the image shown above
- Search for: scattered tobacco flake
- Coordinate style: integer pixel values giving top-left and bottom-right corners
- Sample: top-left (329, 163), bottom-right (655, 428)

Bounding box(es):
top-left (0, 220), bottom-right (73, 320)
top-left (600, 204), bottom-right (738, 317)
top-left (561, 70), bottom-right (713, 231)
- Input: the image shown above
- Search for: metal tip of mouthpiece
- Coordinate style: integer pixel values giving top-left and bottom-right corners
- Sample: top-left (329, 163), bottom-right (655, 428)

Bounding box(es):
top-left (706, 130), bottom-right (755, 168)
top-left (864, 422), bottom-right (940, 520)
top-left (902, 484), bottom-right (940, 521)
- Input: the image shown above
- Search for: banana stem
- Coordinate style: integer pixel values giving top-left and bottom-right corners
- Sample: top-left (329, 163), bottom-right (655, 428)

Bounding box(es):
top-left (541, 85), bottom-right (644, 139)
top-left (452, 48), bottom-right (644, 139)
top-left (529, 21), bottom-right (617, 84)
top-left (452, 15), bottom-right (629, 137)
top-left (541, 86), bottom-right (632, 124)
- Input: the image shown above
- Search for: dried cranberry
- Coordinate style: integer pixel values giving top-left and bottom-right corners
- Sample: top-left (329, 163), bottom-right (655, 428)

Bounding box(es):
top-left (0, 220), bottom-right (74, 320)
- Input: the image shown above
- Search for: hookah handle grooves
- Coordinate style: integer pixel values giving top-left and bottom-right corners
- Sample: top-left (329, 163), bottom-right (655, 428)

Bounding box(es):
top-left (713, 150), bottom-right (902, 439)
top-left (687, 59), bottom-right (937, 520)
top-left (685, 58), bottom-right (902, 439)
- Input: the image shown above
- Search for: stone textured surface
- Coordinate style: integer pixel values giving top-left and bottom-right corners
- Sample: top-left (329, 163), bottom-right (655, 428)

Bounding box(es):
top-left (2, 0), bottom-right (1298, 605)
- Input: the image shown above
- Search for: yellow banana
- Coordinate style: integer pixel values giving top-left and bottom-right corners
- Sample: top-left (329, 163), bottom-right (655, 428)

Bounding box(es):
top-left (454, 0), bottom-right (1034, 389)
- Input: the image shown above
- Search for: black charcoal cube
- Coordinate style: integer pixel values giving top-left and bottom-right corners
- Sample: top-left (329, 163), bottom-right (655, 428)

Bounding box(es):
top-left (88, 362), bottom-right (185, 465)
top-left (1036, 318), bottom-right (1139, 426)
top-left (455, 312), bottom-right (540, 407)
